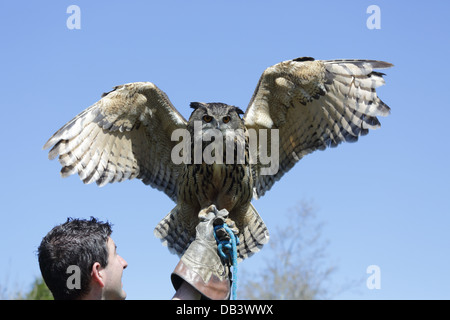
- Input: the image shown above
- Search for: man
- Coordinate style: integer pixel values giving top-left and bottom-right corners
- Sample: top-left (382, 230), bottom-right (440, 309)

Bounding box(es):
top-left (38, 217), bottom-right (128, 300)
top-left (39, 207), bottom-right (233, 300)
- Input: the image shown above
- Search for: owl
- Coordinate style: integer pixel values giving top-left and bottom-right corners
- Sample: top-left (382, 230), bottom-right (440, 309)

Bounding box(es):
top-left (43, 57), bottom-right (392, 260)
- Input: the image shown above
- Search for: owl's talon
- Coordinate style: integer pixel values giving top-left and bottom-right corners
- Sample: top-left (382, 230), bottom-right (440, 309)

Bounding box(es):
top-left (198, 204), bottom-right (218, 219)
top-left (225, 218), bottom-right (239, 235)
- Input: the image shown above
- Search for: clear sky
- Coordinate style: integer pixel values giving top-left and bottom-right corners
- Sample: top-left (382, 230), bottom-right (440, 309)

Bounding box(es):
top-left (1, 1), bottom-right (449, 300)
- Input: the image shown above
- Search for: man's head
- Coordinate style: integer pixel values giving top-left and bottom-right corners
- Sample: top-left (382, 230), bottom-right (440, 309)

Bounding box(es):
top-left (38, 217), bottom-right (128, 300)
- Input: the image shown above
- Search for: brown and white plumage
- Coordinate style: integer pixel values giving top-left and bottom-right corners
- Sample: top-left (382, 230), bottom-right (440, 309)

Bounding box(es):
top-left (43, 82), bottom-right (187, 201)
top-left (44, 57), bottom-right (392, 260)
top-left (244, 57), bottom-right (392, 198)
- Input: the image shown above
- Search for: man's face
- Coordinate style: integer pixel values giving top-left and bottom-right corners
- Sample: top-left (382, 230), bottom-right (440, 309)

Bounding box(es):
top-left (100, 237), bottom-right (128, 300)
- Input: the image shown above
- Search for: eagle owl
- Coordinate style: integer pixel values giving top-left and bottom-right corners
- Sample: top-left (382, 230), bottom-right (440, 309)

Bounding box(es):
top-left (43, 57), bottom-right (392, 260)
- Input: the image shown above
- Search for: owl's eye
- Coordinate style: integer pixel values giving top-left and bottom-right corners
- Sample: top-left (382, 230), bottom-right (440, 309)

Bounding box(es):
top-left (222, 116), bottom-right (231, 124)
top-left (203, 115), bottom-right (213, 123)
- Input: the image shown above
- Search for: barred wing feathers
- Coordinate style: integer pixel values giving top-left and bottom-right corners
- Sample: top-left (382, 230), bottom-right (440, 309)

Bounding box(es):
top-left (43, 82), bottom-right (188, 202)
top-left (244, 57), bottom-right (393, 198)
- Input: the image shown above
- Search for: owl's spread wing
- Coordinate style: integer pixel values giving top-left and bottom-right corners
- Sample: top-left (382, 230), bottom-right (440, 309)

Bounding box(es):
top-left (244, 57), bottom-right (393, 198)
top-left (43, 82), bottom-right (188, 202)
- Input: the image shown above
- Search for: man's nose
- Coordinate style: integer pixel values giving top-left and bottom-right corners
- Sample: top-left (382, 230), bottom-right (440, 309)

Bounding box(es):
top-left (119, 255), bottom-right (128, 269)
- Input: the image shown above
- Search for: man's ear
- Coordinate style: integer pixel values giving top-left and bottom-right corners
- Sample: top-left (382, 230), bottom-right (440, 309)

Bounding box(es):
top-left (91, 262), bottom-right (105, 288)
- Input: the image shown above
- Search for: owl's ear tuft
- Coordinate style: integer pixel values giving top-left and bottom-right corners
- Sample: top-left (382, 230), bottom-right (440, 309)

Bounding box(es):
top-left (234, 106), bottom-right (245, 115)
top-left (190, 102), bottom-right (207, 110)
top-left (292, 56), bottom-right (315, 62)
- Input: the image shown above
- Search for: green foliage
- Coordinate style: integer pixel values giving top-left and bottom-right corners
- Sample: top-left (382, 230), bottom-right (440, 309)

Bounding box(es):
top-left (24, 277), bottom-right (53, 300)
top-left (11, 277), bottom-right (54, 300)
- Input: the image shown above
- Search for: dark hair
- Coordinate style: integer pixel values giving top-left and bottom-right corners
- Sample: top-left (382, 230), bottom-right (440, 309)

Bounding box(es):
top-left (38, 217), bottom-right (113, 300)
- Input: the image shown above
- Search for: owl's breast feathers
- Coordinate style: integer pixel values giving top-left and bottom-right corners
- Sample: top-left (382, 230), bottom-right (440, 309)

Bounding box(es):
top-left (178, 130), bottom-right (254, 212)
top-left (181, 162), bottom-right (254, 213)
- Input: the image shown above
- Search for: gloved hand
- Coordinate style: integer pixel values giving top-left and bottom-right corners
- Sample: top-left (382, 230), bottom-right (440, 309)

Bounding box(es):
top-left (171, 204), bottom-right (238, 300)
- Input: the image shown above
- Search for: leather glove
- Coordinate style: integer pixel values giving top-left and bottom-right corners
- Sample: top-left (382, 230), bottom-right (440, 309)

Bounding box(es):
top-left (171, 205), bottom-right (237, 300)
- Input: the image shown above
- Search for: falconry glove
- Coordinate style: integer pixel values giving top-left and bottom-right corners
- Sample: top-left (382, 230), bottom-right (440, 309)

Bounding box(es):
top-left (171, 205), bottom-right (238, 300)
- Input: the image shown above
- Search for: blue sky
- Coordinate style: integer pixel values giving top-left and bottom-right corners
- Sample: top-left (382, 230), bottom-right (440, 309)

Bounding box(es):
top-left (1, 1), bottom-right (449, 299)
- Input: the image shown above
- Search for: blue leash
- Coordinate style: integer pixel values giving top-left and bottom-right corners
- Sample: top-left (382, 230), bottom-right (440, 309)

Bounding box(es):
top-left (214, 223), bottom-right (239, 300)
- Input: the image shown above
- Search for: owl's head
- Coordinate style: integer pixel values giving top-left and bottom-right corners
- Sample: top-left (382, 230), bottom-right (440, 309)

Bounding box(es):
top-left (188, 102), bottom-right (245, 132)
